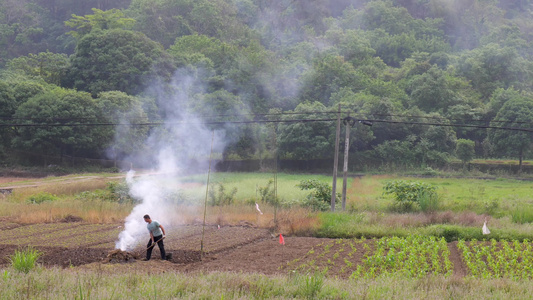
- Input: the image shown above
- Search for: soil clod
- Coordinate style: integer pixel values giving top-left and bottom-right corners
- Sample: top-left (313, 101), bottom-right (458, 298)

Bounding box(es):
top-left (105, 249), bottom-right (138, 263)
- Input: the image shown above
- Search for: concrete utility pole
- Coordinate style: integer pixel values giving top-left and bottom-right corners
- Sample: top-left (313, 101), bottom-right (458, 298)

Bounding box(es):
top-left (342, 116), bottom-right (356, 211)
top-left (331, 105), bottom-right (341, 212)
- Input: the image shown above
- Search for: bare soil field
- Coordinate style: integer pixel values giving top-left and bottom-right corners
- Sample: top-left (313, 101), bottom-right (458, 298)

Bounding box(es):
top-left (0, 222), bottom-right (468, 277)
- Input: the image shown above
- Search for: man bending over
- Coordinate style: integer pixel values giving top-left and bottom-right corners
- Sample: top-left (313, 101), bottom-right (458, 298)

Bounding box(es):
top-left (143, 214), bottom-right (166, 260)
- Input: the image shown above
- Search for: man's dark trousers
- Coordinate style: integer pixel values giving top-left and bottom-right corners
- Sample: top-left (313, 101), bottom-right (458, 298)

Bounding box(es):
top-left (146, 235), bottom-right (166, 260)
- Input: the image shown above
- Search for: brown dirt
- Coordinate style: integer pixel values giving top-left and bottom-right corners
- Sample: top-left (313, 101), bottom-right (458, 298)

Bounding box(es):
top-left (0, 223), bottom-right (469, 277)
top-left (448, 241), bottom-right (468, 277)
top-left (104, 249), bottom-right (139, 263)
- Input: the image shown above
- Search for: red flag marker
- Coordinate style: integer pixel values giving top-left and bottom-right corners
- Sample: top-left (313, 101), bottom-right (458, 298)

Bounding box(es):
top-left (279, 234), bottom-right (285, 245)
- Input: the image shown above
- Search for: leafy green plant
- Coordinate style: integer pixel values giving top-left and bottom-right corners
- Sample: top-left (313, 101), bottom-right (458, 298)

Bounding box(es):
top-left (383, 180), bottom-right (438, 212)
top-left (208, 183), bottom-right (237, 206)
top-left (258, 179), bottom-right (278, 205)
top-left (26, 192), bottom-right (59, 204)
top-left (106, 181), bottom-right (135, 204)
top-left (298, 180), bottom-right (339, 212)
top-left (9, 247), bottom-right (42, 273)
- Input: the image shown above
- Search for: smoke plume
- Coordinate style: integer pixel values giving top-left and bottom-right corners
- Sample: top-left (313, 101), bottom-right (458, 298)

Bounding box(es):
top-left (114, 70), bottom-right (225, 251)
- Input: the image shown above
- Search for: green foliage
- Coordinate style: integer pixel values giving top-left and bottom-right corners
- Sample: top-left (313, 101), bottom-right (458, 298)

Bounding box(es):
top-left (295, 270), bottom-right (325, 299)
top-left (278, 102), bottom-right (335, 159)
top-left (106, 181), bottom-right (135, 204)
top-left (208, 183), bottom-right (237, 206)
top-left (7, 52), bottom-right (69, 85)
top-left (488, 96), bottom-right (533, 168)
top-left (26, 192), bottom-right (59, 204)
top-left (66, 29), bottom-right (174, 96)
top-left (9, 247), bottom-right (42, 273)
top-left (382, 180), bottom-right (438, 212)
top-left (258, 179), bottom-right (277, 205)
top-left (298, 179), bottom-right (339, 212)
top-left (456, 139), bottom-right (475, 166)
top-left (12, 88), bottom-right (100, 157)
top-left (511, 207), bottom-right (533, 224)
top-left (65, 8), bottom-right (135, 40)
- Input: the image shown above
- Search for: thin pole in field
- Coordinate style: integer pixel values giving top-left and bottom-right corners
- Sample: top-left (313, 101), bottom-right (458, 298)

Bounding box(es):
top-left (200, 130), bottom-right (215, 259)
top-left (331, 104), bottom-right (341, 212)
top-left (342, 115), bottom-right (352, 211)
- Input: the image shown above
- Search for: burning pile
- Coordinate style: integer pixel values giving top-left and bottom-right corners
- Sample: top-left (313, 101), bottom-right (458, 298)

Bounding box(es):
top-left (104, 249), bottom-right (138, 263)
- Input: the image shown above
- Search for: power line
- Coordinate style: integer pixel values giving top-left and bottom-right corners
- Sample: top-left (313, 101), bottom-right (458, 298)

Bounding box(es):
top-left (4, 110), bottom-right (533, 127)
top-left (1, 117), bottom-right (533, 133)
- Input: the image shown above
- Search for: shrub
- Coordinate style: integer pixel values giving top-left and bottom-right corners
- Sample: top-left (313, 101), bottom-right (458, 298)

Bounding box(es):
top-left (208, 183), bottom-right (237, 206)
top-left (26, 192), bottom-right (59, 204)
top-left (383, 180), bottom-right (438, 212)
top-left (9, 247), bottom-right (42, 273)
top-left (106, 181), bottom-right (135, 204)
top-left (258, 179), bottom-right (278, 205)
top-left (297, 180), bottom-right (339, 212)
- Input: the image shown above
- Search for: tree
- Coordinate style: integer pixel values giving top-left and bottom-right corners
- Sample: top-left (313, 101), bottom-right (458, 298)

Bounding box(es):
top-left (65, 29), bottom-right (175, 96)
top-left (95, 91), bottom-right (149, 162)
top-left (277, 102), bottom-right (334, 159)
top-left (488, 96), bottom-right (533, 171)
top-left (407, 66), bottom-right (459, 113)
top-left (126, 0), bottom-right (194, 48)
top-left (456, 43), bottom-right (528, 100)
top-left (12, 88), bottom-right (100, 160)
top-left (7, 52), bottom-right (69, 85)
top-left (299, 55), bottom-right (363, 106)
top-left (64, 8), bottom-right (135, 40)
top-left (456, 139), bottom-right (475, 168)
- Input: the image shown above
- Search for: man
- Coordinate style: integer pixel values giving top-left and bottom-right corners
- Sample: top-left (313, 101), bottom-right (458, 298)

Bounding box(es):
top-left (143, 214), bottom-right (167, 260)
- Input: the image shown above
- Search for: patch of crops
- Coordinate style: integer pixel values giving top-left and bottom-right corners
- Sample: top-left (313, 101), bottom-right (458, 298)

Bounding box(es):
top-left (458, 239), bottom-right (533, 279)
top-left (284, 236), bottom-right (453, 279)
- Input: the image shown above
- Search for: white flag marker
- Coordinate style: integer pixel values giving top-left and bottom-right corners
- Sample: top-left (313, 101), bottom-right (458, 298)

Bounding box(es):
top-left (482, 220), bottom-right (490, 235)
top-left (255, 203), bottom-right (263, 215)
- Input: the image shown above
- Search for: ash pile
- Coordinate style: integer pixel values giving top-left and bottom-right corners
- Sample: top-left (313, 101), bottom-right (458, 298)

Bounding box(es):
top-left (104, 249), bottom-right (139, 263)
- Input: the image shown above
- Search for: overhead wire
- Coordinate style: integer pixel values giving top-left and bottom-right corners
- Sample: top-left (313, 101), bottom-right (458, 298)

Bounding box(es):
top-left (1, 115), bottom-right (532, 133)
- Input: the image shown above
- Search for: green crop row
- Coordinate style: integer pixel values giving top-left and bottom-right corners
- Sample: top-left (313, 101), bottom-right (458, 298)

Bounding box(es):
top-left (351, 235), bottom-right (452, 279)
top-left (458, 239), bottom-right (533, 279)
top-left (285, 236), bottom-right (452, 279)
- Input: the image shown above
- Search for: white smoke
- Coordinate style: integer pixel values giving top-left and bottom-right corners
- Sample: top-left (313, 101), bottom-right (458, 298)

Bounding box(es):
top-left (114, 70), bottom-right (226, 251)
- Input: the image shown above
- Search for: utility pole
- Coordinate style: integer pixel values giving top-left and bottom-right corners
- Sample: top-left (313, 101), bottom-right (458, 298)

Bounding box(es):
top-left (342, 116), bottom-right (356, 211)
top-left (331, 104), bottom-right (341, 212)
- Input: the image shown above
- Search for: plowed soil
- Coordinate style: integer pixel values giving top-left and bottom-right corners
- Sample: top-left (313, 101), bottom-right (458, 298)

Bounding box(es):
top-left (0, 222), bottom-right (468, 277)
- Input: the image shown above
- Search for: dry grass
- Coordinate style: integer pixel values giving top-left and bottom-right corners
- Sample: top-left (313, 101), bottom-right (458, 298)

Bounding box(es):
top-left (7, 179), bottom-right (112, 202)
top-left (276, 207), bottom-right (320, 235)
top-left (2, 199), bottom-right (132, 224)
top-left (166, 204), bottom-right (319, 234)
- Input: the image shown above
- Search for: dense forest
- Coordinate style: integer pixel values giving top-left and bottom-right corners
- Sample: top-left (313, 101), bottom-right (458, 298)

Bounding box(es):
top-left (1, 0), bottom-right (533, 170)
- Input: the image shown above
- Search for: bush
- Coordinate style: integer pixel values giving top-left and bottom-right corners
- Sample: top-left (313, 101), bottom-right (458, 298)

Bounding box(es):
top-left (297, 180), bottom-right (339, 212)
top-left (9, 247), bottom-right (42, 273)
top-left (208, 183), bottom-right (237, 206)
top-left (258, 179), bottom-right (278, 205)
top-left (383, 180), bottom-right (438, 212)
top-left (26, 192), bottom-right (59, 204)
top-left (106, 181), bottom-right (135, 204)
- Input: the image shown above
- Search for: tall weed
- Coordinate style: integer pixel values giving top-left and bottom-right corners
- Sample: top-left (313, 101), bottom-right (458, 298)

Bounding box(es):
top-left (9, 247), bottom-right (42, 273)
top-left (511, 207), bottom-right (533, 224)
